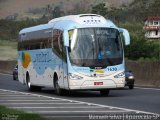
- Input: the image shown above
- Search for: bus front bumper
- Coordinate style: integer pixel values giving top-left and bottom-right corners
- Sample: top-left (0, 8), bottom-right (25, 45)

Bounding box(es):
top-left (69, 79), bottom-right (125, 90)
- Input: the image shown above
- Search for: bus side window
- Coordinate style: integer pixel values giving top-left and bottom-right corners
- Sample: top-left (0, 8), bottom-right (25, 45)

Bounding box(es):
top-left (47, 38), bottom-right (52, 48)
top-left (40, 42), bottom-right (43, 49)
top-left (18, 41), bottom-right (22, 51)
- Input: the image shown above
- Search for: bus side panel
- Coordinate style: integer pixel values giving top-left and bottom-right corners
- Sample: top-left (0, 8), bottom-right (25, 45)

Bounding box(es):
top-left (18, 48), bottom-right (66, 88)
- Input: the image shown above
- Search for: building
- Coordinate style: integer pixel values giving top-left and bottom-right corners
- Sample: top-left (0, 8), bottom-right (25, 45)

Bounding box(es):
top-left (144, 17), bottom-right (160, 39)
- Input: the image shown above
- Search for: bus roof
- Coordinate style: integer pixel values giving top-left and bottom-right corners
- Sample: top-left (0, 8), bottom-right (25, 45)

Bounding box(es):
top-left (19, 14), bottom-right (117, 34)
top-left (48, 14), bottom-right (104, 24)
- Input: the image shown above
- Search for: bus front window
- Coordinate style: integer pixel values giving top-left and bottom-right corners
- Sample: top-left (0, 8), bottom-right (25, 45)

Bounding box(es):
top-left (68, 28), bottom-right (123, 69)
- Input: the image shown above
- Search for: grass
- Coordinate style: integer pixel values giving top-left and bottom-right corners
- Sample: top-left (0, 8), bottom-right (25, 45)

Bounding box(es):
top-left (0, 105), bottom-right (47, 120)
top-left (0, 40), bottom-right (17, 60)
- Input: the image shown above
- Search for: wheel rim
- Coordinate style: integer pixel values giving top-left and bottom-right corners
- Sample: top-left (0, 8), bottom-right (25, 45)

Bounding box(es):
top-left (28, 81), bottom-right (30, 88)
top-left (27, 76), bottom-right (31, 88)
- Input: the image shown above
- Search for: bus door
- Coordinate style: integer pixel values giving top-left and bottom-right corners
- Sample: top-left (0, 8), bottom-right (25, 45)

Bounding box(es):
top-left (52, 29), bottom-right (65, 88)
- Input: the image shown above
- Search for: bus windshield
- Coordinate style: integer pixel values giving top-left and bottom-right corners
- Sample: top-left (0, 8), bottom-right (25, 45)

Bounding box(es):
top-left (68, 28), bottom-right (123, 68)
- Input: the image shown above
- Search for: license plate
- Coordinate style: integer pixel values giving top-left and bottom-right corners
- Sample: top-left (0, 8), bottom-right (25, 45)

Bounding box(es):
top-left (94, 82), bottom-right (103, 85)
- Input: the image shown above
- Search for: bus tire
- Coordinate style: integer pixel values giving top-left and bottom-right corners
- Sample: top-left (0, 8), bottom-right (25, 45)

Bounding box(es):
top-left (26, 73), bottom-right (41, 91)
top-left (54, 75), bottom-right (64, 96)
top-left (100, 89), bottom-right (110, 96)
top-left (129, 85), bottom-right (134, 89)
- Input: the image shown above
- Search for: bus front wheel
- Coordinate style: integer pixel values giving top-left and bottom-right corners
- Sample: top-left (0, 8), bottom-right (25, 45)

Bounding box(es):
top-left (129, 85), bottom-right (134, 89)
top-left (54, 76), bottom-right (64, 96)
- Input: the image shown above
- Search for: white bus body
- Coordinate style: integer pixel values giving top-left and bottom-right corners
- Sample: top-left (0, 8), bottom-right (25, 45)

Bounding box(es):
top-left (18, 14), bottom-right (130, 95)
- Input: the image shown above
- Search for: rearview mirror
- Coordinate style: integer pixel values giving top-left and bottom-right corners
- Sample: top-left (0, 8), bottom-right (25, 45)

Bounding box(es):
top-left (119, 28), bottom-right (130, 45)
top-left (63, 30), bottom-right (69, 47)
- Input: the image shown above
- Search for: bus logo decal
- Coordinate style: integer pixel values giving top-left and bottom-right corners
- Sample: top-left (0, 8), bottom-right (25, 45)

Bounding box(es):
top-left (22, 52), bottom-right (31, 69)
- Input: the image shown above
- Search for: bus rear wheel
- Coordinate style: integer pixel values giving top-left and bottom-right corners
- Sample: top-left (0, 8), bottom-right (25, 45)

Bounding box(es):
top-left (26, 74), bottom-right (41, 91)
top-left (100, 90), bottom-right (110, 96)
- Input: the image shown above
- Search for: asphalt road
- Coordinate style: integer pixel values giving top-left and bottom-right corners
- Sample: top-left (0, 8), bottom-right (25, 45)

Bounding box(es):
top-left (0, 73), bottom-right (160, 120)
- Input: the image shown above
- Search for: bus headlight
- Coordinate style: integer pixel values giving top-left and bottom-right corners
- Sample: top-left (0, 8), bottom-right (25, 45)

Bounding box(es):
top-left (69, 73), bottom-right (83, 80)
top-left (128, 76), bottom-right (134, 79)
top-left (114, 72), bottom-right (125, 78)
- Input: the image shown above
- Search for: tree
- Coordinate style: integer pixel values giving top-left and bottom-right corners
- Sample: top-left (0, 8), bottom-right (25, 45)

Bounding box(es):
top-left (52, 6), bottom-right (64, 18)
top-left (45, 4), bottom-right (53, 21)
top-left (91, 3), bottom-right (108, 16)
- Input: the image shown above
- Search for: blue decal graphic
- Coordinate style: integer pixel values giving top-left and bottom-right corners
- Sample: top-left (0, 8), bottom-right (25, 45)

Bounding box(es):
top-left (21, 48), bottom-right (61, 75)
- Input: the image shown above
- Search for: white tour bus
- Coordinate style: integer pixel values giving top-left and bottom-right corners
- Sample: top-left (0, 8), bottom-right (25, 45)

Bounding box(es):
top-left (18, 14), bottom-right (130, 96)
